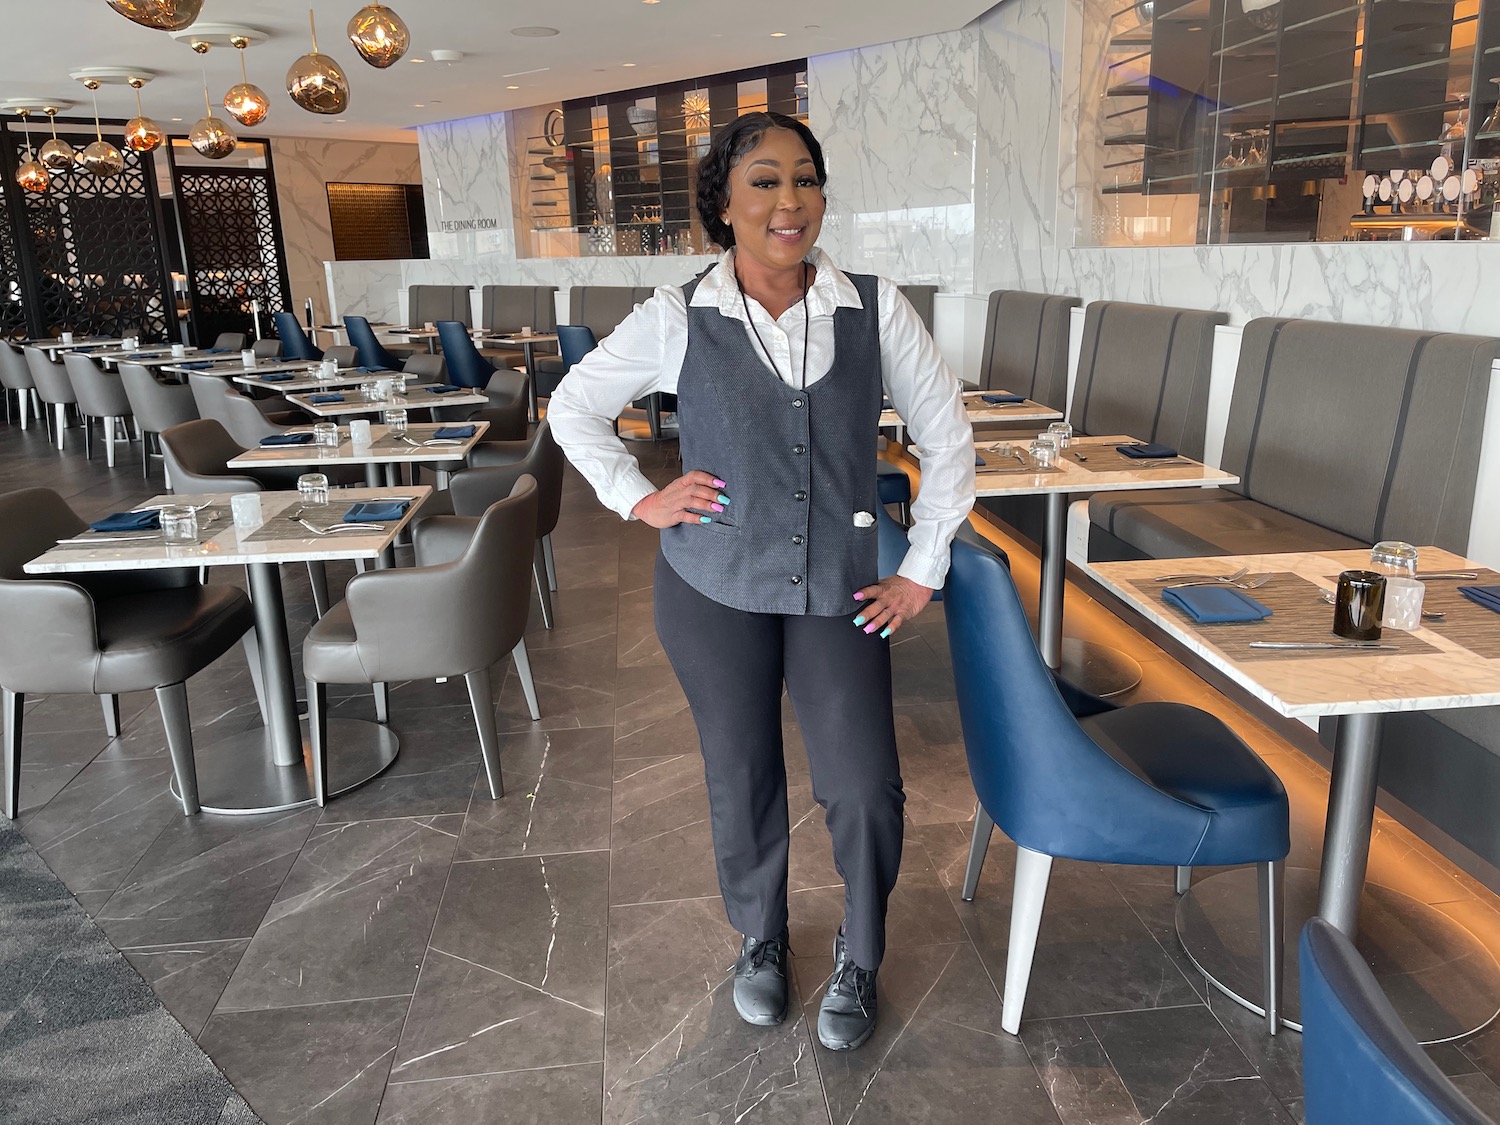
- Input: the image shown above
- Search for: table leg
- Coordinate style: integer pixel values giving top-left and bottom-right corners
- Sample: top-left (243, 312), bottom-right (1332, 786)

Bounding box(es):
top-left (1038, 492), bottom-right (1067, 669)
top-left (524, 342), bottom-right (539, 424)
top-left (1317, 711), bottom-right (1382, 935)
top-left (246, 562), bottom-right (303, 767)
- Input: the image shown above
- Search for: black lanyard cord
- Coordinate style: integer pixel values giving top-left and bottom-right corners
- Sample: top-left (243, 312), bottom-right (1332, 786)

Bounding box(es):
top-left (738, 260), bottom-right (810, 392)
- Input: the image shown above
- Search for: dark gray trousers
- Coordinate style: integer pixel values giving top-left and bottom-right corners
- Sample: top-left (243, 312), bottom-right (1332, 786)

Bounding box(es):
top-left (653, 551), bottom-right (905, 971)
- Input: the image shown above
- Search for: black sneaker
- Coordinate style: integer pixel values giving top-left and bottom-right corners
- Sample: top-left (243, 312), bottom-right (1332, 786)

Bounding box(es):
top-left (818, 929), bottom-right (877, 1050)
top-left (733, 929), bottom-right (790, 1026)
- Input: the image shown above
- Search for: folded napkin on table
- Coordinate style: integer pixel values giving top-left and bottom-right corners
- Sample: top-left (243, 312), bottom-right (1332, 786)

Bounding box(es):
top-left (343, 500), bottom-right (411, 523)
top-left (424, 384), bottom-right (466, 395)
top-left (73, 346), bottom-right (101, 353)
top-left (881, 396), bottom-right (894, 411)
top-left (202, 347), bottom-right (231, 354)
top-left (1161, 585), bottom-right (1272, 624)
top-left (309, 393), bottom-right (345, 404)
top-left (975, 453), bottom-right (988, 467)
top-left (89, 509), bottom-right (161, 533)
top-left (433, 425), bottom-right (477, 439)
top-left (259, 372), bottom-right (294, 382)
top-left (355, 365), bottom-right (391, 373)
top-left (181, 361), bottom-right (214, 370)
top-left (981, 393), bottom-right (1026, 404)
top-left (260, 432), bottom-right (315, 446)
top-left (1459, 586), bottom-right (1500, 614)
top-left (125, 352), bottom-right (155, 360)
top-left (1117, 442), bottom-right (1180, 459)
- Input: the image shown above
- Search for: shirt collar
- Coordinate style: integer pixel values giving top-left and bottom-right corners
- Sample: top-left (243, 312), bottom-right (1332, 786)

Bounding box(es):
top-left (692, 247), bottom-right (863, 321)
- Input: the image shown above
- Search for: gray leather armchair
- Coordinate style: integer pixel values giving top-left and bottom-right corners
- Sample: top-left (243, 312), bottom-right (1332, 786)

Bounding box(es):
top-left (325, 344), bottom-right (358, 369)
top-left (454, 420), bottom-right (563, 627)
top-left (0, 343), bottom-right (39, 430)
top-left (63, 351), bottom-right (135, 468)
top-left (303, 476), bottom-right (542, 804)
top-left (189, 373), bottom-right (297, 446)
top-left (24, 346), bottom-right (76, 451)
top-left (212, 332), bottom-right (249, 351)
top-left (119, 362), bottom-right (198, 481)
top-left (252, 338), bottom-right (281, 360)
top-left (401, 353), bottom-right (447, 382)
top-left (1, 487), bottom-right (261, 818)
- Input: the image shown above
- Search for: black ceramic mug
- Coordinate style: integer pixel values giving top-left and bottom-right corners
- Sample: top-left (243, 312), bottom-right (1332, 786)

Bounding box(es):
top-left (1334, 570), bottom-right (1386, 641)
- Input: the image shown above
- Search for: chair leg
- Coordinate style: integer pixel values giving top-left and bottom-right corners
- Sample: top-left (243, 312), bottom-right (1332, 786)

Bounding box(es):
top-left (464, 666), bottom-right (504, 799)
top-left (1175, 866), bottom-right (1192, 894)
top-left (373, 682), bottom-right (390, 724)
top-left (54, 404), bottom-right (67, 451)
top-left (1258, 860), bottom-right (1284, 1035)
top-left (962, 802), bottom-right (996, 901)
top-left (141, 430), bottom-right (152, 479)
top-left (105, 416), bottom-right (117, 468)
top-left (4, 689), bottom-right (22, 821)
top-left (155, 682), bottom-right (199, 816)
top-left (242, 630), bottom-right (269, 726)
top-left (647, 392), bottom-right (663, 441)
top-left (542, 533), bottom-right (558, 592)
top-left (533, 540), bottom-right (554, 629)
top-left (511, 639), bottom-right (541, 721)
top-left (306, 561), bottom-right (330, 619)
top-left (1001, 846), bottom-right (1054, 1035)
top-left (101, 694), bottom-right (121, 738)
top-left (308, 679), bottom-right (329, 806)
top-left (83, 415), bottom-right (93, 460)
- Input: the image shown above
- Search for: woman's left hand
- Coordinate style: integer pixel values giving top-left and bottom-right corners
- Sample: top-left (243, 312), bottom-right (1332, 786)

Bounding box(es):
top-left (851, 575), bottom-right (935, 639)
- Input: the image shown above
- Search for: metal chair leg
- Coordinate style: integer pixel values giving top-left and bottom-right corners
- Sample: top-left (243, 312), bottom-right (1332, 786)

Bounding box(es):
top-left (101, 694), bottom-right (121, 738)
top-left (4, 689), bottom-right (23, 821)
top-left (141, 430), bottom-right (152, 479)
top-left (533, 540), bottom-right (554, 629)
top-left (306, 561), bottom-right (330, 619)
top-left (308, 679), bottom-right (329, 806)
top-left (105, 415), bottom-right (117, 468)
top-left (1259, 860), bottom-right (1284, 1034)
top-left (373, 682), bottom-right (390, 724)
top-left (961, 802), bottom-right (996, 901)
top-left (542, 533), bottom-right (557, 592)
top-left (1175, 866), bottom-right (1192, 894)
top-left (155, 682), bottom-right (199, 816)
top-left (1001, 846), bottom-right (1054, 1035)
top-left (241, 630), bottom-right (269, 727)
top-left (511, 639), bottom-right (540, 721)
top-left (83, 415), bottom-right (94, 460)
top-left (54, 403), bottom-right (67, 451)
top-left (464, 666), bottom-right (504, 799)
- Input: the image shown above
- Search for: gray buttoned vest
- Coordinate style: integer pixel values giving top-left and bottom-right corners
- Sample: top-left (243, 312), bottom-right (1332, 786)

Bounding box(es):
top-left (660, 271), bottom-right (882, 616)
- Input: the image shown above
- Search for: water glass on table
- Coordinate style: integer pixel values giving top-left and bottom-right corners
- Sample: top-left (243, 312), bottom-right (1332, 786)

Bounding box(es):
top-left (1046, 421), bottom-right (1073, 449)
top-left (61, 331), bottom-right (74, 345)
top-left (241, 348), bottom-right (257, 368)
top-left (1029, 437), bottom-right (1058, 467)
top-left (297, 473), bottom-right (330, 506)
top-left (313, 422), bottom-right (340, 448)
top-left (1334, 570), bottom-right (1386, 640)
top-left (1370, 541), bottom-right (1424, 630)
top-left (383, 408), bottom-right (408, 434)
top-left (159, 504), bottom-right (200, 544)
top-left (171, 343), bottom-right (187, 358)
top-left (349, 419), bottom-right (373, 445)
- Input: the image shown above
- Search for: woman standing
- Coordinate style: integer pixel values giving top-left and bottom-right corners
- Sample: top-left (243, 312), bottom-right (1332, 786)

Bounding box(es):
top-left (548, 112), bottom-right (975, 1051)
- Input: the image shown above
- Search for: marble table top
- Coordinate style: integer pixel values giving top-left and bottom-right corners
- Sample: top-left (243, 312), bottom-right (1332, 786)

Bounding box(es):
top-left (970, 434), bottom-right (1240, 496)
top-left (881, 390), bottom-right (1062, 430)
top-left (161, 360), bottom-right (320, 379)
top-left (479, 332), bottom-right (559, 346)
top-left (284, 387), bottom-right (489, 417)
top-left (23, 486), bottom-right (432, 573)
top-left (26, 338), bottom-right (127, 355)
top-left (227, 422), bottom-right (489, 467)
top-left (1086, 547), bottom-right (1500, 718)
top-left (232, 371), bottom-right (431, 394)
top-left (96, 346), bottom-right (201, 367)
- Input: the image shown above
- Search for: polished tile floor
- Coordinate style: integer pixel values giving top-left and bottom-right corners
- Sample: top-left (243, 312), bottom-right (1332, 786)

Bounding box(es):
top-left (8, 413), bottom-right (1500, 1124)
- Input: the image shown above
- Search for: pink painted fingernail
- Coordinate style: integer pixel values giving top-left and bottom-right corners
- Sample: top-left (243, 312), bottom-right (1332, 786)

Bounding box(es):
top-left (712, 478), bottom-right (726, 488)
top-left (853, 592), bottom-right (866, 600)
top-left (863, 623), bottom-right (877, 634)
top-left (711, 502), bottom-right (724, 512)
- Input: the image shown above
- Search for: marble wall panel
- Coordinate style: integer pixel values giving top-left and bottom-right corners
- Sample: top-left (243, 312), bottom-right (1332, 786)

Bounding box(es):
top-left (418, 115), bottom-right (516, 261)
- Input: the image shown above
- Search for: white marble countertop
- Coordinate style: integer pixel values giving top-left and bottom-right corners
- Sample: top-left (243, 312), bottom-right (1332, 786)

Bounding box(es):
top-left (969, 434), bottom-right (1240, 496)
top-left (23, 486), bottom-right (432, 573)
top-left (227, 422), bottom-right (489, 466)
top-left (161, 360), bottom-right (321, 379)
top-left (284, 388), bottom-right (489, 417)
top-left (1086, 547), bottom-right (1500, 717)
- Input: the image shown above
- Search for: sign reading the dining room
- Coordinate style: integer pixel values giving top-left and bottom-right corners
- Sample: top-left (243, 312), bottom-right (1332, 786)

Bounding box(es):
top-left (437, 217), bottom-right (499, 232)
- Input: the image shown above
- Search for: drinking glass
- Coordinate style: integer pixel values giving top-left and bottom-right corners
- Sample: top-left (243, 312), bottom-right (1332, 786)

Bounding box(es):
top-left (171, 343), bottom-right (187, 358)
top-left (1370, 540), bottom-right (1418, 578)
top-left (320, 358), bottom-right (339, 380)
top-left (241, 348), bottom-right (257, 368)
top-left (297, 473), bottom-right (330, 505)
top-left (1046, 421), bottom-right (1073, 449)
top-left (1333, 570), bottom-right (1386, 640)
top-left (392, 374), bottom-right (408, 395)
top-left (383, 408), bottom-right (408, 434)
top-left (159, 504), bottom-right (200, 544)
top-left (1028, 438), bottom-right (1058, 467)
top-left (360, 381), bottom-right (381, 402)
top-left (521, 325), bottom-right (533, 337)
top-left (349, 419), bottom-right (373, 445)
top-left (61, 331), bottom-right (74, 345)
top-left (313, 422), bottom-right (340, 448)
top-left (230, 493), bottom-right (263, 530)
top-left (1382, 576), bottom-right (1426, 631)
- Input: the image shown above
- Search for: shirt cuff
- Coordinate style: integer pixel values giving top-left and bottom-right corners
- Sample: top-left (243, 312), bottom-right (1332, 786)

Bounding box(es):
top-left (605, 471), bottom-right (658, 521)
top-left (897, 546), bottom-right (950, 591)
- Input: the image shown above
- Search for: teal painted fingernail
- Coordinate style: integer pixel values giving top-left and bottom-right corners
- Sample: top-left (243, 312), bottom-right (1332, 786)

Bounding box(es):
top-left (880, 626), bottom-right (892, 639)
top-left (853, 615), bottom-right (866, 627)
top-left (716, 493), bottom-right (730, 504)
top-left (699, 515), bottom-right (712, 524)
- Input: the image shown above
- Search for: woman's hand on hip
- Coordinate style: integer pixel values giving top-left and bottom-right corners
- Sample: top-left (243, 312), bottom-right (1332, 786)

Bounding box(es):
top-left (851, 575), bottom-right (934, 639)
top-left (631, 470), bottom-right (730, 529)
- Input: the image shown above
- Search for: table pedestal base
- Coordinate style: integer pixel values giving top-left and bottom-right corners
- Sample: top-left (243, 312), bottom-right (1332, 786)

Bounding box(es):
top-left (1058, 638), bottom-right (1143, 697)
top-left (169, 718), bottom-right (399, 815)
top-left (1176, 867), bottom-right (1500, 1043)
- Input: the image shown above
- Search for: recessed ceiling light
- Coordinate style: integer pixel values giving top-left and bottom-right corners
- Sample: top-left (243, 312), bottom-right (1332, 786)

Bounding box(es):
top-left (511, 26), bottom-right (559, 37)
top-left (771, 31), bottom-right (787, 37)
top-left (506, 84), bottom-right (519, 90)
top-left (622, 62), bottom-right (636, 67)
top-left (414, 103), bottom-right (425, 108)
top-left (643, 0), bottom-right (659, 4)
top-left (170, 116), bottom-right (182, 122)
top-left (410, 57), bottom-right (426, 63)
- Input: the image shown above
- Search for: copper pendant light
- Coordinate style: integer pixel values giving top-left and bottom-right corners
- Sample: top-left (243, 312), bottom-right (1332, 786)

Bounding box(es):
top-left (190, 74), bottom-right (238, 158)
top-left (80, 81), bottom-right (126, 178)
top-left (347, 3), bottom-right (410, 69)
top-left (107, 0), bottom-right (203, 31)
top-left (224, 35), bottom-right (270, 126)
top-left (287, 8), bottom-right (351, 115)
top-left (14, 110), bottom-right (49, 193)
top-left (123, 77), bottom-right (165, 153)
top-left (39, 106), bottom-right (76, 171)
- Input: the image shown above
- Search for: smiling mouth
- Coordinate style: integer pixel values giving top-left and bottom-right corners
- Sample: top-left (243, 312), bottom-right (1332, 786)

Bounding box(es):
top-left (770, 227), bottom-right (805, 239)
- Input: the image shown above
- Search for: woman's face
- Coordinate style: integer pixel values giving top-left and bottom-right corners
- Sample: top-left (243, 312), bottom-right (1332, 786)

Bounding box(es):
top-left (721, 128), bottom-right (825, 275)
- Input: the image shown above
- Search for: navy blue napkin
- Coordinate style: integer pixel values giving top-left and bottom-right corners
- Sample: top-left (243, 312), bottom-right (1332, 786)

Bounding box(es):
top-left (90, 509), bottom-right (161, 532)
top-left (434, 425), bottom-right (477, 439)
top-left (74, 346), bottom-right (102, 353)
top-left (259, 372), bottom-right (294, 382)
top-left (974, 453), bottom-right (987, 467)
top-left (981, 393), bottom-right (1025, 404)
top-left (260, 432), bottom-right (315, 446)
top-left (126, 352), bottom-right (155, 360)
top-left (356, 365), bottom-right (391, 373)
top-left (881, 396), bottom-right (894, 411)
top-left (181, 361), bottom-right (214, 370)
top-left (310, 393), bottom-right (346, 404)
top-left (1117, 442), bottom-right (1179, 459)
top-left (344, 500), bottom-right (410, 523)
top-left (424, 384), bottom-right (466, 395)
top-left (1161, 585), bottom-right (1272, 623)
top-left (1459, 586), bottom-right (1500, 614)
top-left (202, 346), bottom-right (231, 354)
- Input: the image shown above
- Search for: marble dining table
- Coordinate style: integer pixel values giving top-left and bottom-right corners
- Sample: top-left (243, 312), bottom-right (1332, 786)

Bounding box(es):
top-left (1086, 546), bottom-right (1500, 1043)
top-left (228, 421), bottom-right (489, 486)
top-left (24, 337), bottom-right (128, 357)
top-left (159, 359), bottom-right (324, 383)
top-left (24, 486), bottom-right (432, 815)
top-left (882, 388), bottom-right (1062, 443)
top-left (95, 345), bottom-right (204, 368)
top-left (283, 386), bottom-right (489, 418)
top-left (479, 332), bottom-right (558, 423)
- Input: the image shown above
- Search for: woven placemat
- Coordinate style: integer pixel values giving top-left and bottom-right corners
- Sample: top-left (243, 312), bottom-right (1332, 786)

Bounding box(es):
top-left (241, 504), bottom-right (402, 543)
top-left (974, 443), bottom-right (1064, 475)
top-left (1127, 571), bottom-right (1441, 662)
top-left (1379, 571), bottom-right (1500, 660)
top-left (52, 505), bottom-right (231, 548)
top-left (1067, 446), bottom-right (1198, 473)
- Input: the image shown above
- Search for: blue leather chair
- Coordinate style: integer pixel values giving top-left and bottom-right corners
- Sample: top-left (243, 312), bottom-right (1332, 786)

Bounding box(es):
top-left (554, 325), bottom-right (597, 388)
top-left (344, 316), bottom-right (404, 372)
top-left (436, 320), bottom-right (496, 389)
top-left (272, 311), bottom-right (322, 361)
top-left (877, 461), bottom-right (911, 512)
top-left (943, 535), bottom-right (1290, 1035)
top-left (1301, 918), bottom-right (1492, 1125)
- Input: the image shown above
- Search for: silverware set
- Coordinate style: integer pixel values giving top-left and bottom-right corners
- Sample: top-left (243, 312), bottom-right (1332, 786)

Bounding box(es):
top-left (1154, 567), bottom-right (1273, 591)
top-left (1317, 589), bottom-right (1445, 621)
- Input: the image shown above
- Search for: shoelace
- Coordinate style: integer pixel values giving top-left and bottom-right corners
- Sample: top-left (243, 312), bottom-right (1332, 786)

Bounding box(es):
top-left (744, 936), bottom-right (788, 972)
top-left (829, 958), bottom-right (875, 1017)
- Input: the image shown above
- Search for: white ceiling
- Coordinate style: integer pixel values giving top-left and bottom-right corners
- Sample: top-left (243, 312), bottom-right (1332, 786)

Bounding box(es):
top-left (2, 1), bottom-right (996, 144)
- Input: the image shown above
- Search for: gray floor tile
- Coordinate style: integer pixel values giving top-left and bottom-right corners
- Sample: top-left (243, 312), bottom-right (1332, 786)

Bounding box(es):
top-left (125, 938), bottom-right (253, 1039)
top-left (377, 1064), bottom-right (603, 1124)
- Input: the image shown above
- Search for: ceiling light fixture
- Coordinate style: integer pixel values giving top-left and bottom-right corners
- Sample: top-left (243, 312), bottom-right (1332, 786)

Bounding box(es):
top-left (506, 85), bottom-right (520, 90)
top-left (39, 106), bottom-right (76, 171)
top-left (190, 71), bottom-right (237, 158)
top-left (107, 0), bottom-right (202, 31)
top-left (14, 111), bottom-right (49, 193)
top-left (771, 31), bottom-right (787, 37)
top-left (510, 26), bottom-right (560, 37)
top-left (348, 2), bottom-right (410, 69)
top-left (123, 77), bottom-right (165, 153)
top-left (224, 35), bottom-right (270, 126)
top-left (288, 7), bottom-right (351, 114)
top-left (78, 80), bottom-right (126, 178)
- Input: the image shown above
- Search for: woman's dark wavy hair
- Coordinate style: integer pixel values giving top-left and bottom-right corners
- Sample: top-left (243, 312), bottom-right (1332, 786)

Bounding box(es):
top-left (695, 112), bottom-right (827, 250)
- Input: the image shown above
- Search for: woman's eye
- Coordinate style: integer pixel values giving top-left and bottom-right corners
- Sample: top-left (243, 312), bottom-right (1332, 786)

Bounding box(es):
top-left (752, 178), bottom-right (778, 189)
top-left (796, 177), bottom-right (819, 187)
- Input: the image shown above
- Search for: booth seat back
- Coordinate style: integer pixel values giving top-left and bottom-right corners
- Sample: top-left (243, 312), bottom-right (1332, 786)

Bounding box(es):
top-left (978, 290), bottom-right (1080, 405)
top-left (896, 284), bottom-right (937, 335)
top-left (567, 285), bottom-right (657, 342)
top-left (407, 285), bottom-right (472, 329)
top-left (481, 285), bottom-right (558, 335)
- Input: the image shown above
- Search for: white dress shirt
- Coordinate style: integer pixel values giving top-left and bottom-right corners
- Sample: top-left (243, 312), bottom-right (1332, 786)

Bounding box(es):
top-left (546, 248), bottom-right (976, 590)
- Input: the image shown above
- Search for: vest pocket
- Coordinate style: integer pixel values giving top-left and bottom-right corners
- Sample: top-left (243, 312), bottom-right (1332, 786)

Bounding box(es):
top-left (692, 517), bottom-right (740, 536)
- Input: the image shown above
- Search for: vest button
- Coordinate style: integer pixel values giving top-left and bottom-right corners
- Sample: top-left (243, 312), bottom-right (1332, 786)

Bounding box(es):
top-left (794, 490), bottom-right (807, 501)
top-left (791, 534), bottom-right (804, 545)
top-left (792, 444), bottom-right (806, 455)
top-left (790, 575), bottom-right (802, 585)
top-left (791, 398), bottom-right (804, 408)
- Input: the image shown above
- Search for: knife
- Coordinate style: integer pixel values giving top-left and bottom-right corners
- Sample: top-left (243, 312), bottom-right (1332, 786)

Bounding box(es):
top-left (1415, 571), bottom-right (1479, 580)
top-left (1248, 641), bottom-right (1399, 650)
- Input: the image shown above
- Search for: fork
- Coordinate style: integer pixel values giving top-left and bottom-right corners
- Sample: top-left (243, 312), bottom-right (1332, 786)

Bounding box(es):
top-left (1318, 589), bottom-right (1445, 621)
top-left (1154, 566), bottom-right (1249, 584)
top-left (1165, 573), bottom-right (1272, 591)
top-left (297, 517), bottom-right (386, 536)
